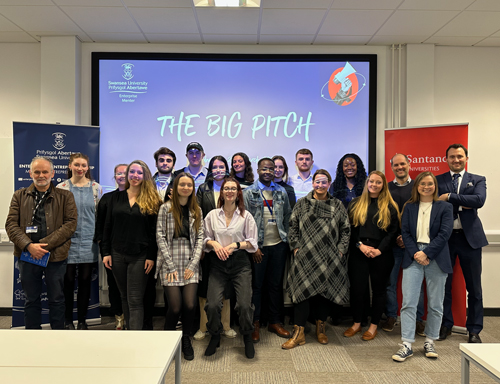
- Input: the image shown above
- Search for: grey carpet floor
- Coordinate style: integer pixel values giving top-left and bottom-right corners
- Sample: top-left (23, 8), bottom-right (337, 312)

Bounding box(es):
top-left (1, 315), bottom-right (498, 384)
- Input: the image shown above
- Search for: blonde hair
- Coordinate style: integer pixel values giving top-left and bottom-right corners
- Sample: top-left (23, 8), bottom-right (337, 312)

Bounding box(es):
top-left (125, 160), bottom-right (162, 215)
top-left (349, 170), bottom-right (399, 231)
top-left (169, 173), bottom-right (202, 237)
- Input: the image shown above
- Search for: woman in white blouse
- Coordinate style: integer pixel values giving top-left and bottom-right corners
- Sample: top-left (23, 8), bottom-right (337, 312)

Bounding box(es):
top-left (203, 177), bottom-right (258, 359)
top-left (392, 171), bottom-right (453, 362)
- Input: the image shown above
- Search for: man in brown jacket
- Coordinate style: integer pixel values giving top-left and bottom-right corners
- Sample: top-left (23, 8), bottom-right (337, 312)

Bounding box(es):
top-left (6, 156), bottom-right (77, 329)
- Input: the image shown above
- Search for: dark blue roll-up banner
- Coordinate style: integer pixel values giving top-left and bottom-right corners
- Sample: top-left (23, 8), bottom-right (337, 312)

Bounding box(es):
top-left (12, 122), bottom-right (100, 328)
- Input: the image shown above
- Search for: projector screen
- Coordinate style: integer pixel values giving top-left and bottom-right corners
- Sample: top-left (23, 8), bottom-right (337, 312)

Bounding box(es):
top-left (92, 53), bottom-right (376, 192)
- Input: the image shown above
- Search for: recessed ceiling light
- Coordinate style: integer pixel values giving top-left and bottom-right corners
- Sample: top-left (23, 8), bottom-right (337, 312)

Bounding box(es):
top-left (193, 0), bottom-right (260, 7)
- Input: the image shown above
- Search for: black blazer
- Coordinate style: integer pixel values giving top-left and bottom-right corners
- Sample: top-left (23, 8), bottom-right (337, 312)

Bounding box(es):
top-left (197, 181), bottom-right (217, 219)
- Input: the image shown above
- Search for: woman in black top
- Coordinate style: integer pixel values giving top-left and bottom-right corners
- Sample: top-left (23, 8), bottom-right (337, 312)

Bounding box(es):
top-left (194, 156), bottom-right (236, 340)
top-left (272, 155), bottom-right (296, 210)
top-left (230, 152), bottom-right (254, 189)
top-left (328, 153), bottom-right (367, 209)
top-left (343, 171), bottom-right (399, 341)
top-left (94, 163), bottom-right (127, 330)
top-left (102, 160), bottom-right (162, 330)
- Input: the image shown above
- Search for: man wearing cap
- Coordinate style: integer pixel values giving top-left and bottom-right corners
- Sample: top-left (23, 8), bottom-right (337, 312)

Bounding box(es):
top-left (170, 142), bottom-right (208, 192)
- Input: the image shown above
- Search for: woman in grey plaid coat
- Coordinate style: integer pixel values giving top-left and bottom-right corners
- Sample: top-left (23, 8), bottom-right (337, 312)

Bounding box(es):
top-left (282, 170), bottom-right (350, 350)
top-left (156, 173), bottom-right (204, 360)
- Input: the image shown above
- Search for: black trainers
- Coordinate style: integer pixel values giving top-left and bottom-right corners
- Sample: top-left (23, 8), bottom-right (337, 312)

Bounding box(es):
top-left (392, 344), bottom-right (413, 362)
top-left (424, 341), bottom-right (438, 358)
top-left (182, 335), bottom-right (194, 360)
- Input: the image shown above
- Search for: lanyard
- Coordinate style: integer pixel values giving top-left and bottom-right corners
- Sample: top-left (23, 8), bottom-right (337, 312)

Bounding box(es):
top-left (31, 190), bottom-right (48, 224)
top-left (260, 189), bottom-right (274, 217)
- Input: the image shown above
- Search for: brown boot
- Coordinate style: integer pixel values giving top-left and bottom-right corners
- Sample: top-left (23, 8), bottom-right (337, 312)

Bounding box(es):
top-left (251, 321), bottom-right (260, 343)
top-left (316, 320), bottom-right (328, 344)
top-left (281, 325), bottom-right (306, 350)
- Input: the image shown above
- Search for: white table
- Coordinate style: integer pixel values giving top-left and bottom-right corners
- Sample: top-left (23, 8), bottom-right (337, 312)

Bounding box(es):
top-left (460, 343), bottom-right (500, 384)
top-left (0, 330), bottom-right (182, 384)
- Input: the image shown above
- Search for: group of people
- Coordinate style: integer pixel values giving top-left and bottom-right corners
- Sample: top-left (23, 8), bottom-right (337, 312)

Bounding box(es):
top-left (6, 142), bottom-right (487, 364)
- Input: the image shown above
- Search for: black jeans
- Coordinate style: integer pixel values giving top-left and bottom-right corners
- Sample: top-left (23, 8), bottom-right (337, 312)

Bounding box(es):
top-left (18, 259), bottom-right (67, 329)
top-left (252, 241), bottom-right (288, 324)
top-left (104, 262), bottom-right (123, 316)
top-left (111, 249), bottom-right (149, 330)
top-left (294, 295), bottom-right (331, 327)
top-left (206, 251), bottom-right (254, 336)
top-left (348, 245), bottom-right (394, 325)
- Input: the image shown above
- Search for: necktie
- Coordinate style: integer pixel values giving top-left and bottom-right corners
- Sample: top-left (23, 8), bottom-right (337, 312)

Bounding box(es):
top-left (452, 173), bottom-right (460, 219)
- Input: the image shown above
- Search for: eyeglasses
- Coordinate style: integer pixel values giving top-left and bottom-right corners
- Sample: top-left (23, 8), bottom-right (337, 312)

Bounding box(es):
top-left (223, 187), bottom-right (238, 192)
top-left (259, 167), bottom-right (275, 173)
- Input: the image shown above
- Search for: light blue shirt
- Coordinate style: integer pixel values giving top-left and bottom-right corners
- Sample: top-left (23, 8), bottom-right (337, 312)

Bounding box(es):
top-left (288, 173), bottom-right (312, 201)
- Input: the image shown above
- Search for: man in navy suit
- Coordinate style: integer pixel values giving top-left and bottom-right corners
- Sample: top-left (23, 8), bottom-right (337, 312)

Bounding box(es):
top-left (436, 144), bottom-right (488, 343)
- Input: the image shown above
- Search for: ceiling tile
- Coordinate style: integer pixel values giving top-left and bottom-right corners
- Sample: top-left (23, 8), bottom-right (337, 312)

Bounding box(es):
top-left (368, 35), bottom-right (428, 44)
top-left (320, 10), bottom-right (393, 35)
top-left (0, 1), bottom-right (53, 5)
top-left (146, 33), bottom-right (202, 44)
top-left (0, 5), bottom-right (81, 32)
top-left (129, 7), bottom-right (199, 34)
top-left (261, 8), bottom-right (325, 34)
top-left (204, 34), bottom-right (257, 44)
top-left (331, 0), bottom-right (402, 10)
top-left (0, 31), bottom-right (38, 42)
top-left (474, 37), bottom-right (500, 46)
top-left (467, 0), bottom-right (500, 11)
top-left (424, 36), bottom-right (484, 45)
top-left (124, 0), bottom-right (192, 6)
top-left (197, 8), bottom-right (259, 34)
top-left (378, 10), bottom-right (458, 36)
top-left (0, 13), bottom-right (21, 31)
top-left (61, 6), bottom-right (140, 33)
top-left (88, 32), bottom-right (147, 43)
top-left (399, 0), bottom-right (475, 11)
top-left (263, 0), bottom-right (331, 9)
top-left (435, 11), bottom-right (500, 36)
top-left (259, 34), bottom-right (314, 44)
top-left (314, 35), bottom-right (371, 44)
top-left (53, 0), bottom-right (123, 6)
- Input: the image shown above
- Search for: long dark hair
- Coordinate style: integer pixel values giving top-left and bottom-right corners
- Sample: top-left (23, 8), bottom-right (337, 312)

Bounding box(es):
top-left (169, 172), bottom-right (202, 237)
top-left (230, 152), bottom-right (254, 183)
top-left (218, 177), bottom-right (245, 216)
top-left (206, 155), bottom-right (229, 182)
top-left (331, 153), bottom-right (367, 201)
top-left (67, 153), bottom-right (92, 180)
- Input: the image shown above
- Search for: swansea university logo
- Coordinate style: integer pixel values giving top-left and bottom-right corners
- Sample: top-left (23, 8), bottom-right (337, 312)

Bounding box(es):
top-left (52, 132), bottom-right (66, 150)
top-left (122, 63), bottom-right (134, 80)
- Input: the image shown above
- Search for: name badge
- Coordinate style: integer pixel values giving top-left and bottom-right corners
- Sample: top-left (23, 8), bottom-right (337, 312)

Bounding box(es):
top-left (26, 226), bottom-right (38, 234)
top-left (268, 219), bottom-right (277, 226)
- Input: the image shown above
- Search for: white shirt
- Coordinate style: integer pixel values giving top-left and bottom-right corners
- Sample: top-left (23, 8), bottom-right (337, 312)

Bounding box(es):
top-left (449, 169), bottom-right (465, 229)
top-left (416, 201), bottom-right (432, 244)
top-left (203, 207), bottom-right (258, 253)
top-left (288, 173), bottom-right (312, 201)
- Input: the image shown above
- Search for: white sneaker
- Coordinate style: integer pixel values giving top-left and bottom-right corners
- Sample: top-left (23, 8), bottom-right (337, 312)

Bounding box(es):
top-left (222, 328), bottom-right (237, 338)
top-left (193, 329), bottom-right (208, 340)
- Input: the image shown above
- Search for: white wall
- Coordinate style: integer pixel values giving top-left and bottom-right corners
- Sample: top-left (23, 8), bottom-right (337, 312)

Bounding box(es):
top-left (0, 41), bottom-right (498, 309)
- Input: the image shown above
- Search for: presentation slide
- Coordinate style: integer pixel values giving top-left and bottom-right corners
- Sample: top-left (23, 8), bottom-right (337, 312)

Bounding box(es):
top-left (94, 54), bottom-right (375, 192)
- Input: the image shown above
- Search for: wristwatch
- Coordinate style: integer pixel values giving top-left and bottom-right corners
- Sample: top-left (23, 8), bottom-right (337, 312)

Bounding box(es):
top-left (236, 242), bottom-right (241, 249)
top-left (356, 241), bottom-right (363, 248)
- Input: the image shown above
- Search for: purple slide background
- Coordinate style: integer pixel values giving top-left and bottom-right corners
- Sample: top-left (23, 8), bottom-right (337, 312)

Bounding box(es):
top-left (98, 59), bottom-right (370, 192)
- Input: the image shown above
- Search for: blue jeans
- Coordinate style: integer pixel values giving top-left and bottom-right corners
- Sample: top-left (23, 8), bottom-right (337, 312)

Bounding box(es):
top-left (18, 259), bottom-right (67, 329)
top-left (111, 250), bottom-right (149, 330)
top-left (386, 246), bottom-right (425, 321)
top-left (401, 244), bottom-right (447, 343)
top-left (252, 241), bottom-right (288, 324)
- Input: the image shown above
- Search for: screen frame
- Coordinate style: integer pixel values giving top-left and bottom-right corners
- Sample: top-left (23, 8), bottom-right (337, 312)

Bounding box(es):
top-left (91, 52), bottom-right (377, 171)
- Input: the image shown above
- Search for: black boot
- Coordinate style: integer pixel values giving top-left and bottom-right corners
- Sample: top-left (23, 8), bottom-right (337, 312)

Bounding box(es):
top-left (204, 334), bottom-right (221, 356)
top-left (243, 334), bottom-right (255, 359)
top-left (182, 335), bottom-right (194, 360)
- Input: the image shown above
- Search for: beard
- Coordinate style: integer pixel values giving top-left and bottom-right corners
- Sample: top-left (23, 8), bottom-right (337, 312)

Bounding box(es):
top-left (157, 168), bottom-right (172, 175)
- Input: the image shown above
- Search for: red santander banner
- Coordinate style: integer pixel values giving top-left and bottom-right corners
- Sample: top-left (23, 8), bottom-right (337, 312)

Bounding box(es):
top-left (385, 123), bottom-right (468, 329)
top-left (385, 123), bottom-right (468, 180)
